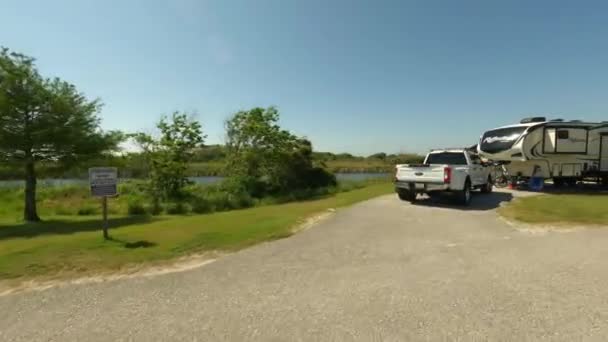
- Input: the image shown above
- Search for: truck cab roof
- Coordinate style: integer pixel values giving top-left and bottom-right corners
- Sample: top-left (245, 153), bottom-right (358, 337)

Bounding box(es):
top-left (428, 148), bottom-right (474, 154)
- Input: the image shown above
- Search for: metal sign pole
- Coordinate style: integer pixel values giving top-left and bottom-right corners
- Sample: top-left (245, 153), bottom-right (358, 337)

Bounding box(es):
top-left (102, 196), bottom-right (109, 240)
top-left (89, 167), bottom-right (118, 240)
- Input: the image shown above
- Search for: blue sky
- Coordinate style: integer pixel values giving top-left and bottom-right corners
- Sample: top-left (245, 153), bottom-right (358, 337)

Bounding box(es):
top-left (2, 0), bottom-right (607, 155)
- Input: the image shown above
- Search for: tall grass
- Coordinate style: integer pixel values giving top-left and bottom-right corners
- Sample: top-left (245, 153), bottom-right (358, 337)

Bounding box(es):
top-left (0, 178), bottom-right (386, 223)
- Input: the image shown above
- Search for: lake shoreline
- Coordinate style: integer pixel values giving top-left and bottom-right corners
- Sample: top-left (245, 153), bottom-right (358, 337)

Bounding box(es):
top-left (0, 173), bottom-right (390, 188)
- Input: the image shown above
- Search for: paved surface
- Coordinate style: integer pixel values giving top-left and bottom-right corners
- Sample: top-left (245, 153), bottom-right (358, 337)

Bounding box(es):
top-left (3, 190), bottom-right (608, 341)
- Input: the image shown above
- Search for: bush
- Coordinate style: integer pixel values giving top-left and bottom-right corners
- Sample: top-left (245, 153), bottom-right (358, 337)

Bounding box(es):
top-left (229, 192), bottom-right (255, 209)
top-left (77, 206), bottom-right (97, 216)
top-left (191, 197), bottom-right (213, 214)
top-left (203, 191), bottom-right (231, 212)
top-left (195, 186), bottom-right (256, 213)
top-left (55, 206), bottom-right (73, 216)
top-left (336, 181), bottom-right (365, 193)
top-left (166, 202), bottom-right (190, 215)
top-left (150, 200), bottom-right (164, 216)
top-left (302, 167), bottom-right (337, 188)
top-left (127, 199), bottom-right (148, 216)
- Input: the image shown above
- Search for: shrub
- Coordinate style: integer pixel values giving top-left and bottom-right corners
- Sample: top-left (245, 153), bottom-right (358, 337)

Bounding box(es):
top-left (55, 206), bottom-right (73, 216)
top-left (228, 192), bottom-right (255, 209)
top-left (127, 199), bottom-right (148, 216)
top-left (166, 202), bottom-right (190, 215)
top-left (191, 197), bottom-right (213, 214)
top-left (302, 167), bottom-right (337, 188)
top-left (203, 191), bottom-right (231, 212)
top-left (77, 206), bottom-right (97, 216)
top-left (150, 200), bottom-right (164, 216)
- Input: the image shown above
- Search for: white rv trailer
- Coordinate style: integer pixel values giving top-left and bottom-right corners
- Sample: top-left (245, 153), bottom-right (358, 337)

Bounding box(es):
top-left (477, 117), bottom-right (608, 184)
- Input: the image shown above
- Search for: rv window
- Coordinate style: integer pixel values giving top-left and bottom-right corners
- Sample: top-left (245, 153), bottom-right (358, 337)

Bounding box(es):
top-left (425, 152), bottom-right (467, 165)
top-left (479, 126), bottom-right (528, 154)
top-left (557, 130), bottom-right (569, 139)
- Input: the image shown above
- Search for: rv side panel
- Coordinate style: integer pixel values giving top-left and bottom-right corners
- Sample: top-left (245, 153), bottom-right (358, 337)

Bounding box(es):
top-left (543, 128), bottom-right (556, 153)
top-left (554, 128), bottom-right (587, 153)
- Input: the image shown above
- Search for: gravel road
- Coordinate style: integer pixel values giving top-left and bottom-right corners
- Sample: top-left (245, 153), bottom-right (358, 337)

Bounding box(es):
top-left (3, 190), bottom-right (608, 341)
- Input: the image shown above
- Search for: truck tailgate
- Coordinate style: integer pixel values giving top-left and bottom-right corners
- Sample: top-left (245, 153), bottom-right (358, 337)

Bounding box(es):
top-left (396, 164), bottom-right (446, 183)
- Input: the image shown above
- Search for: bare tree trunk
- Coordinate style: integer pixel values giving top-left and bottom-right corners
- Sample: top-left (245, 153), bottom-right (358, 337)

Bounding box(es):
top-left (24, 156), bottom-right (40, 222)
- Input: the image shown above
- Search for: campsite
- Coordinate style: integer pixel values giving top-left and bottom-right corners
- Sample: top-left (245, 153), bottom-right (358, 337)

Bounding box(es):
top-left (3, 1), bottom-right (608, 340)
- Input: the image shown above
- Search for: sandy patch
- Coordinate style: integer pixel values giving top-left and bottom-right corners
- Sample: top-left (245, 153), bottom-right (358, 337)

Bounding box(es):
top-left (498, 215), bottom-right (605, 234)
top-left (290, 208), bottom-right (336, 234)
top-left (0, 252), bottom-right (221, 297)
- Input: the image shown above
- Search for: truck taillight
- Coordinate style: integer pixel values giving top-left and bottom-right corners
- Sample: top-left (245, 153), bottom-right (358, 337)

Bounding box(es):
top-left (444, 167), bottom-right (452, 184)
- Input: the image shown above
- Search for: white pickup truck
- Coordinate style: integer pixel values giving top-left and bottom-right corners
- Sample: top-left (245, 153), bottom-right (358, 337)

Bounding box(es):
top-left (394, 148), bottom-right (493, 205)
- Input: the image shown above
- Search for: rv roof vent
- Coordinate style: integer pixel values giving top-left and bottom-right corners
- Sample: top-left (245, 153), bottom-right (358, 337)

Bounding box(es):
top-left (520, 117), bottom-right (546, 124)
top-left (550, 119), bottom-right (564, 122)
top-left (570, 120), bottom-right (582, 123)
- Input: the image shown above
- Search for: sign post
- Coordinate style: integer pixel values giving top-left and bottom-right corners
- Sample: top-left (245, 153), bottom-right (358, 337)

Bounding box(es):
top-left (89, 167), bottom-right (118, 240)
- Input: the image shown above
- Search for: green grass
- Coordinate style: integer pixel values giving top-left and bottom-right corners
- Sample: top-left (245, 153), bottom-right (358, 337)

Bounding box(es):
top-left (0, 182), bottom-right (393, 281)
top-left (499, 193), bottom-right (608, 225)
top-left (0, 183), bottom-right (145, 222)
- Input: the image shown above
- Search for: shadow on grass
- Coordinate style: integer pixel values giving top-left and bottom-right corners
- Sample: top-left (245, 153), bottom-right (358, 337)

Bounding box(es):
top-left (106, 236), bottom-right (158, 249)
top-left (517, 183), bottom-right (608, 195)
top-left (0, 215), bottom-right (163, 240)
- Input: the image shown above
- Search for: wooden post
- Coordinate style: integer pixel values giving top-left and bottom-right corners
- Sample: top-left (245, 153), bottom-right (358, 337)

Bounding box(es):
top-left (102, 196), bottom-right (109, 240)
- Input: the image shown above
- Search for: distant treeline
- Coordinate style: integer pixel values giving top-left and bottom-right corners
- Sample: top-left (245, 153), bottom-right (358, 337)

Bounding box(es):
top-left (0, 145), bottom-right (424, 180)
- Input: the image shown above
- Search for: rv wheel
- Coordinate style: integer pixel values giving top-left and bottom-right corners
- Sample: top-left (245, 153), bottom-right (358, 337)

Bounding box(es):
top-left (553, 178), bottom-right (564, 188)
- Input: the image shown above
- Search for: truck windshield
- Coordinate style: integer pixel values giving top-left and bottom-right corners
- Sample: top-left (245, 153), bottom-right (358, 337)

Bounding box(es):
top-left (425, 152), bottom-right (467, 165)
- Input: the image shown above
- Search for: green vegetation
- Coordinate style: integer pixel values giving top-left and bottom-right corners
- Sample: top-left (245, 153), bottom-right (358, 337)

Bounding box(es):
top-left (0, 47), bottom-right (121, 221)
top-left (0, 47), bottom-right (404, 282)
top-left (224, 107), bottom-right (336, 197)
top-left (499, 194), bottom-right (608, 225)
top-left (0, 179), bottom-right (376, 221)
top-left (0, 145), bottom-right (421, 180)
top-left (0, 182), bottom-right (392, 281)
top-left (130, 112), bottom-right (205, 203)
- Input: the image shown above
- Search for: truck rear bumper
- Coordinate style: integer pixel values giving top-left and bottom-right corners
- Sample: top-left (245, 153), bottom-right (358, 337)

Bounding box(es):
top-left (395, 181), bottom-right (449, 193)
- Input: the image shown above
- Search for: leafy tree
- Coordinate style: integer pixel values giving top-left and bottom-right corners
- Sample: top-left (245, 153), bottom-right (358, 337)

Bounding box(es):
top-left (225, 107), bottom-right (335, 196)
top-left (192, 144), bottom-right (227, 162)
top-left (0, 48), bottom-right (122, 222)
top-left (132, 112), bottom-right (205, 202)
top-left (368, 152), bottom-right (387, 160)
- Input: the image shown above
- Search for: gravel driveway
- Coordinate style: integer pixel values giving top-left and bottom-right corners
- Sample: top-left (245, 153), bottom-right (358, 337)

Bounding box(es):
top-left (2, 190), bottom-right (608, 341)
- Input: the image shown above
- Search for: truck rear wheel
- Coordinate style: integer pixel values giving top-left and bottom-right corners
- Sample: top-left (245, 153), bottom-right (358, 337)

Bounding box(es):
top-left (397, 190), bottom-right (416, 203)
top-left (458, 181), bottom-right (472, 206)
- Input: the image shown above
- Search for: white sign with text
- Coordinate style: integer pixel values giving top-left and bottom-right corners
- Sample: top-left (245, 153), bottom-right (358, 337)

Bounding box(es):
top-left (89, 167), bottom-right (118, 197)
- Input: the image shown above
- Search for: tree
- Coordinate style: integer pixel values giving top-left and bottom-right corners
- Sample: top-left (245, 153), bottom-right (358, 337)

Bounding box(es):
top-left (132, 112), bottom-right (205, 202)
top-left (368, 152), bottom-right (387, 160)
top-left (0, 48), bottom-right (122, 222)
top-left (225, 107), bottom-right (335, 196)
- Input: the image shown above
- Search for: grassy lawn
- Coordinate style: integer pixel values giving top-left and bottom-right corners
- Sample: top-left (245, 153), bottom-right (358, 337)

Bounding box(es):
top-left (499, 193), bottom-right (608, 225)
top-left (0, 182), bottom-right (393, 282)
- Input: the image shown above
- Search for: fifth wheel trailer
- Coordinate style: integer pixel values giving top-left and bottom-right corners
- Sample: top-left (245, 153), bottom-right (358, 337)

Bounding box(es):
top-left (477, 117), bottom-right (608, 184)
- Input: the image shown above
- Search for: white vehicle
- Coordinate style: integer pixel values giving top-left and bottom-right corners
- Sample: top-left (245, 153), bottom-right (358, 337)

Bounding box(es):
top-left (478, 117), bottom-right (608, 185)
top-left (394, 148), bottom-right (493, 205)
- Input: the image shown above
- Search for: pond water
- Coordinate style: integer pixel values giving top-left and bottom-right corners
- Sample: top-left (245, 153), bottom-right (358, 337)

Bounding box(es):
top-left (0, 173), bottom-right (389, 188)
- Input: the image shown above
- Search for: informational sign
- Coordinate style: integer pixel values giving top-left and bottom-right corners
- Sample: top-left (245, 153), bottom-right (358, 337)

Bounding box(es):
top-left (89, 167), bottom-right (118, 197)
top-left (89, 167), bottom-right (118, 240)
